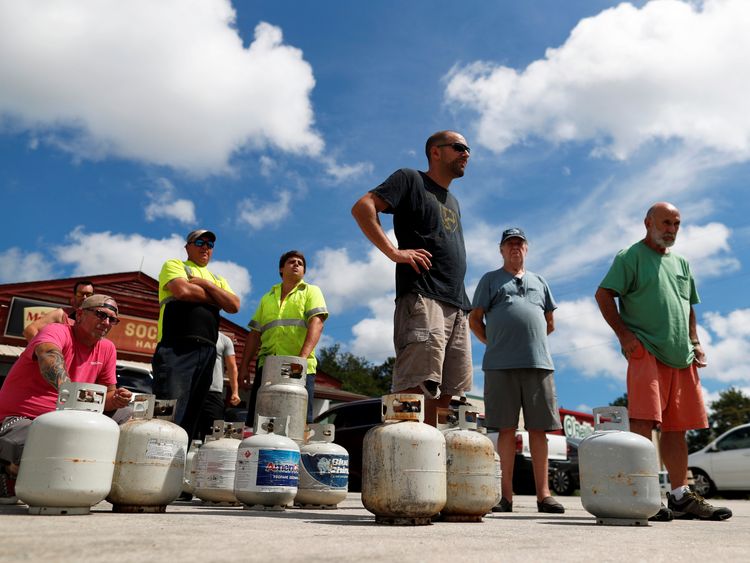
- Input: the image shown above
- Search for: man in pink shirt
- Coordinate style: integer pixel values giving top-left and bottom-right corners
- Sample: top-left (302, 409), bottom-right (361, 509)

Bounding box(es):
top-left (0, 294), bottom-right (132, 504)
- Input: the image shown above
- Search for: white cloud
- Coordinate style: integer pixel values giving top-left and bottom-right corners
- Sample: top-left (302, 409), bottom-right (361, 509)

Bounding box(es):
top-left (700, 308), bottom-right (750, 384)
top-left (144, 178), bottom-right (196, 224)
top-left (259, 156), bottom-right (276, 178)
top-left (445, 0), bottom-right (750, 159)
top-left (237, 190), bottom-right (292, 230)
top-left (322, 157), bottom-right (374, 183)
top-left (674, 222), bottom-right (740, 276)
top-left (550, 297), bottom-right (627, 381)
top-left (51, 227), bottom-right (251, 300)
top-left (307, 237), bottom-right (396, 313)
top-left (349, 295), bottom-right (396, 362)
top-left (0, 248), bottom-right (55, 283)
top-left (0, 1), bottom-right (323, 174)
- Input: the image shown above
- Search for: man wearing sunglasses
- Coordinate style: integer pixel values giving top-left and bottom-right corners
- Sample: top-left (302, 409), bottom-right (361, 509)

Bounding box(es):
top-left (352, 131), bottom-right (473, 426)
top-left (469, 228), bottom-right (564, 514)
top-left (0, 294), bottom-right (132, 504)
top-left (22, 279), bottom-right (95, 341)
top-left (152, 229), bottom-right (240, 440)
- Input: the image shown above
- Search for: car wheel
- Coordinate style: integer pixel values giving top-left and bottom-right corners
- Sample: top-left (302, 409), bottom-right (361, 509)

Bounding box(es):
top-left (691, 469), bottom-right (716, 498)
top-left (550, 468), bottom-right (576, 496)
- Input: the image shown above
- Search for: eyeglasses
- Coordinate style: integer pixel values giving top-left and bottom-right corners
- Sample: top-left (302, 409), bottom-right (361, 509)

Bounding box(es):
top-left (88, 309), bottom-right (120, 325)
top-left (437, 142), bottom-right (471, 154)
top-left (514, 277), bottom-right (525, 297)
top-left (193, 239), bottom-right (214, 249)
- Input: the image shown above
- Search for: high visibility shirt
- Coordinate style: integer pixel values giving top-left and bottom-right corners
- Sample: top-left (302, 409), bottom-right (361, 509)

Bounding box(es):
top-left (249, 280), bottom-right (328, 374)
top-left (157, 258), bottom-right (234, 343)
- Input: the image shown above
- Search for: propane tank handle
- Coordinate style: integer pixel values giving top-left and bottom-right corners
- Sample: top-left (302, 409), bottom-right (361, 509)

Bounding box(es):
top-left (458, 405), bottom-right (479, 430)
top-left (436, 407), bottom-right (457, 431)
top-left (382, 393), bottom-right (424, 423)
top-left (130, 393), bottom-right (155, 420)
top-left (56, 382), bottom-right (107, 413)
top-left (256, 415), bottom-right (292, 437)
top-left (593, 406), bottom-right (630, 431)
top-left (306, 423), bottom-right (335, 443)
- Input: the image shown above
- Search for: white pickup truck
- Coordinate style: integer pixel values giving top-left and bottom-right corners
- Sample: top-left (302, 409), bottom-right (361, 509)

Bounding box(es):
top-left (485, 430), bottom-right (568, 494)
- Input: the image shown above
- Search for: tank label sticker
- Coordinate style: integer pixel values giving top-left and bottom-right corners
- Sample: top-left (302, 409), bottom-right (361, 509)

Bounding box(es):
top-left (195, 450), bottom-right (238, 489)
top-left (256, 449), bottom-right (299, 487)
top-left (146, 439), bottom-right (186, 462)
top-left (300, 453), bottom-right (348, 489)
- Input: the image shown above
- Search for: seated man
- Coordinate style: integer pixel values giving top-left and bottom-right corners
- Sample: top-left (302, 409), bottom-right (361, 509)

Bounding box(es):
top-left (0, 294), bottom-right (132, 504)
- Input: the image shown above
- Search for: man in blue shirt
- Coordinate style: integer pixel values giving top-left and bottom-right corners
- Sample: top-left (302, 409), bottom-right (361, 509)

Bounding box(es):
top-left (470, 228), bottom-right (563, 514)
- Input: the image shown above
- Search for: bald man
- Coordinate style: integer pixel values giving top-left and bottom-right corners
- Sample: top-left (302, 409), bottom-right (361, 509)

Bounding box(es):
top-left (595, 202), bottom-right (731, 522)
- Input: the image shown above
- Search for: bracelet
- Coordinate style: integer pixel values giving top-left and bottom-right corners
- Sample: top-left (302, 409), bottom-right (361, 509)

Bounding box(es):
top-left (691, 340), bottom-right (701, 346)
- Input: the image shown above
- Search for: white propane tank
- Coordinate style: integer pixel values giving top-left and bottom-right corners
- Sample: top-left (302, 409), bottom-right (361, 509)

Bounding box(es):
top-left (578, 406), bottom-right (661, 526)
top-left (437, 405), bottom-right (497, 522)
top-left (108, 395), bottom-right (188, 512)
top-left (254, 355), bottom-right (308, 443)
top-left (235, 416), bottom-right (300, 510)
top-left (294, 423), bottom-right (349, 508)
top-left (182, 439), bottom-right (203, 497)
top-left (15, 382), bottom-right (120, 515)
top-left (194, 421), bottom-right (243, 504)
top-left (493, 452), bottom-right (502, 507)
top-left (362, 394), bottom-right (446, 525)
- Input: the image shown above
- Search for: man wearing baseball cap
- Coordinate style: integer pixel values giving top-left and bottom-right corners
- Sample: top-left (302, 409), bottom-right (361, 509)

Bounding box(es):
top-left (0, 294), bottom-right (132, 504)
top-left (469, 228), bottom-right (564, 514)
top-left (152, 229), bottom-right (240, 440)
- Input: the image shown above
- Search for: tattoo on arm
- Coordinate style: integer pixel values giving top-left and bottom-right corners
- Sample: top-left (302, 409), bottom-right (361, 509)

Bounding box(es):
top-left (39, 348), bottom-right (70, 390)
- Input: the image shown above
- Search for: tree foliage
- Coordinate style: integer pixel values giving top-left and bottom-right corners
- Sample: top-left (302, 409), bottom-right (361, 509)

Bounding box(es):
top-left (317, 344), bottom-right (392, 397)
top-left (610, 393), bottom-right (628, 407)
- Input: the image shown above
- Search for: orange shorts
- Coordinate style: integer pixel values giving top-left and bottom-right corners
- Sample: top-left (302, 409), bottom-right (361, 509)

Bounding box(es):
top-left (627, 342), bottom-right (708, 432)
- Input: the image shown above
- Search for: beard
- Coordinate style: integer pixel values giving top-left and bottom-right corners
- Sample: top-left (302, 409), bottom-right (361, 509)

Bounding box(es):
top-left (449, 159), bottom-right (467, 178)
top-left (649, 228), bottom-right (676, 249)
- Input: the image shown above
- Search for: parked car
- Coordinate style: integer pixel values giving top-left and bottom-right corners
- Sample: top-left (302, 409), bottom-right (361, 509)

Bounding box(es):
top-left (312, 398), bottom-right (382, 492)
top-left (314, 396), bottom-right (568, 495)
top-left (688, 422), bottom-right (750, 498)
top-left (115, 363), bottom-right (153, 394)
top-left (549, 437), bottom-right (581, 495)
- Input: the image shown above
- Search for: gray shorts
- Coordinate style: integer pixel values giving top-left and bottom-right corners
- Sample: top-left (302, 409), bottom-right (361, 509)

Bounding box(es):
top-left (483, 368), bottom-right (561, 431)
top-left (392, 292), bottom-right (473, 396)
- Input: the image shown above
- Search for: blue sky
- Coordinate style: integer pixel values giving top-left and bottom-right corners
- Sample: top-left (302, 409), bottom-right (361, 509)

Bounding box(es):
top-left (2, 0), bottom-right (749, 414)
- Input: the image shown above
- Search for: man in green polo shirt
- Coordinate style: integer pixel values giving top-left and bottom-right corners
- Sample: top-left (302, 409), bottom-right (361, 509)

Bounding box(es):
top-left (152, 229), bottom-right (240, 440)
top-left (239, 250), bottom-right (328, 430)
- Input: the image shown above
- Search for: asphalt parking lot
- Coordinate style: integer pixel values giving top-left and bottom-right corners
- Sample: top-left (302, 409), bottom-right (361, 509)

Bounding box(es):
top-left (1, 494), bottom-right (748, 562)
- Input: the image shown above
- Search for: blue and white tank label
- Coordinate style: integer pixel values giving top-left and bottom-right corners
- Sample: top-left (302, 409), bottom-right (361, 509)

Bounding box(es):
top-left (301, 453), bottom-right (349, 489)
top-left (255, 449), bottom-right (300, 487)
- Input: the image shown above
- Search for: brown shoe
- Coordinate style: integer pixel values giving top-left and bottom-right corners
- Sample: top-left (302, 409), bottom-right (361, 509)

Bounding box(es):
top-left (537, 496), bottom-right (565, 514)
top-left (491, 497), bottom-right (513, 512)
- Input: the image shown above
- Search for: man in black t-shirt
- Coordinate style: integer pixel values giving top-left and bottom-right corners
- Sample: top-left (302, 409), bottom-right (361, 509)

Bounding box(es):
top-left (352, 131), bottom-right (473, 425)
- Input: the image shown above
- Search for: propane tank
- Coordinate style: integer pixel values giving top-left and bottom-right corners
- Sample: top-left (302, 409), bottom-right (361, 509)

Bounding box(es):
top-left (578, 406), bottom-right (661, 525)
top-left (362, 394), bottom-right (446, 525)
top-left (436, 405), bottom-right (497, 522)
top-left (493, 451), bottom-right (502, 507)
top-left (254, 355), bottom-right (308, 443)
top-left (294, 423), bottom-right (349, 508)
top-left (194, 421), bottom-right (243, 504)
top-left (15, 382), bottom-right (120, 515)
top-left (108, 395), bottom-right (188, 512)
top-left (235, 416), bottom-right (300, 510)
top-left (182, 439), bottom-right (203, 497)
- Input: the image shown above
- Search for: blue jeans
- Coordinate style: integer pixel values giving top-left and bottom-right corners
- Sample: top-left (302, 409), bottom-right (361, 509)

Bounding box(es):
top-left (152, 341), bottom-right (216, 441)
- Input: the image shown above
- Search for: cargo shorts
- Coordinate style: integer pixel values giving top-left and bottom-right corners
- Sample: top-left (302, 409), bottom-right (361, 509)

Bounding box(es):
top-left (392, 292), bottom-right (473, 397)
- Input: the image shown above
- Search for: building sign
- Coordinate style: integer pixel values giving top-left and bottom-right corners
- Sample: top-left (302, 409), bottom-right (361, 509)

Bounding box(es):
top-left (4, 297), bottom-right (67, 338)
top-left (3, 296), bottom-right (157, 356)
top-left (108, 316), bottom-right (158, 355)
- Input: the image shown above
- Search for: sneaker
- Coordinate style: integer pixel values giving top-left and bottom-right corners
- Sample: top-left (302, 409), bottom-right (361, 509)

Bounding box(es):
top-left (418, 380), bottom-right (441, 400)
top-left (648, 503), bottom-right (674, 522)
top-left (667, 491), bottom-right (733, 521)
top-left (491, 497), bottom-right (513, 512)
top-left (0, 468), bottom-right (18, 505)
top-left (537, 496), bottom-right (565, 514)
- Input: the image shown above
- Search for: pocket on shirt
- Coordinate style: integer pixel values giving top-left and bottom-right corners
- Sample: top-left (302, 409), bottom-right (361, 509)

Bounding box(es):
top-left (675, 275), bottom-right (691, 300)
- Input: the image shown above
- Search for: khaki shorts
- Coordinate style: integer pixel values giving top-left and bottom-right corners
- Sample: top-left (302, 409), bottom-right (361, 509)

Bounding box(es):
top-left (483, 369), bottom-right (561, 431)
top-left (627, 342), bottom-right (708, 432)
top-left (392, 293), bottom-right (473, 396)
